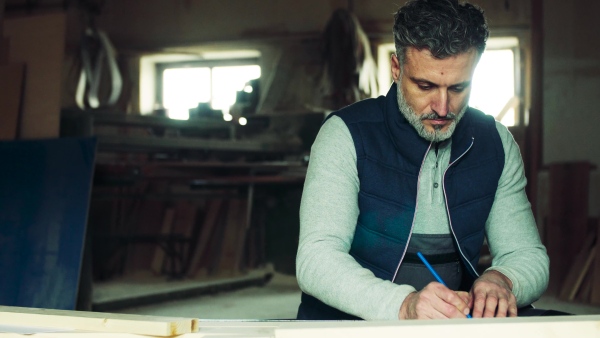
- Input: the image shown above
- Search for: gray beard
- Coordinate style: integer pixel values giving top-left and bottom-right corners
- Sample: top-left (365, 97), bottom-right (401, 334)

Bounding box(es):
top-left (396, 84), bottom-right (467, 143)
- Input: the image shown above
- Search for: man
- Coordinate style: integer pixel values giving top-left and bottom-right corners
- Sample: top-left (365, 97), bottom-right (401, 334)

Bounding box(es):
top-left (296, 0), bottom-right (549, 320)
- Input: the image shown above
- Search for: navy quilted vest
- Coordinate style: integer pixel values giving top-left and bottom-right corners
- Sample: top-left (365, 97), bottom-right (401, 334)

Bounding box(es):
top-left (298, 83), bottom-right (505, 320)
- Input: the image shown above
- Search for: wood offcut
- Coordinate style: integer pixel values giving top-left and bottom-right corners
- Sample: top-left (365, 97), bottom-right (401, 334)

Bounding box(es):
top-left (0, 306), bottom-right (199, 336)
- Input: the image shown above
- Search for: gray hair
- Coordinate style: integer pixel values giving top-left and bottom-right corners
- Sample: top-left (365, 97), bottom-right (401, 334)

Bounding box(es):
top-left (393, 0), bottom-right (489, 64)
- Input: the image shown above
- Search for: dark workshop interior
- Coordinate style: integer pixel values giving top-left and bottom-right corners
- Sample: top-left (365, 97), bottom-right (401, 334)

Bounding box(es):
top-left (1, 0), bottom-right (599, 319)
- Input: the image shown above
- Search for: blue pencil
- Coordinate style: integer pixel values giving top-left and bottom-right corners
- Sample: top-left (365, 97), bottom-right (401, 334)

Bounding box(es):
top-left (416, 251), bottom-right (472, 319)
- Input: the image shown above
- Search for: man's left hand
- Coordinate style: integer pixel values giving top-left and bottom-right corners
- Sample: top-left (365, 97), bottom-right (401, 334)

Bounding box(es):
top-left (469, 270), bottom-right (517, 318)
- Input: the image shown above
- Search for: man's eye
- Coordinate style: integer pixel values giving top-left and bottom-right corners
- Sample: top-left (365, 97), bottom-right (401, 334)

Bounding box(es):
top-left (450, 87), bottom-right (465, 93)
top-left (418, 84), bottom-right (432, 90)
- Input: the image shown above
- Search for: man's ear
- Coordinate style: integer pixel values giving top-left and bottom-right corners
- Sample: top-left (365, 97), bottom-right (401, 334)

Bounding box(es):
top-left (391, 54), bottom-right (401, 82)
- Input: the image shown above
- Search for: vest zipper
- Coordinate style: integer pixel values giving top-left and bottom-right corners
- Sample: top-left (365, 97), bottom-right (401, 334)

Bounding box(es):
top-left (392, 141), bottom-right (434, 282)
top-left (442, 136), bottom-right (479, 277)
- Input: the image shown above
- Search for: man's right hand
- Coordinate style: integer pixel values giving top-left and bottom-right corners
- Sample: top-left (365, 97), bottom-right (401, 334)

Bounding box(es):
top-left (398, 282), bottom-right (471, 319)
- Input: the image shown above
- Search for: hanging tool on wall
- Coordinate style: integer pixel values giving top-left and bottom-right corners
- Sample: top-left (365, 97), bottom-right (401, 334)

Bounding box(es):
top-left (319, 8), bottom-right (378, 110)
top-left (75, 0), bottom-right (122, 109)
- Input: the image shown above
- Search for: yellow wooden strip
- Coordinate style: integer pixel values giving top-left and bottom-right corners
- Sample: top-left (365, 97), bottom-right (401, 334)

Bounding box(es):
top-left (0, 306), bottom-right (198, 336)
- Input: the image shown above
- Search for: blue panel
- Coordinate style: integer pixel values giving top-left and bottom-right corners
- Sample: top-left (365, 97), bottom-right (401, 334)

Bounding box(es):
top-left (0, 137), bottom-right (96, 310)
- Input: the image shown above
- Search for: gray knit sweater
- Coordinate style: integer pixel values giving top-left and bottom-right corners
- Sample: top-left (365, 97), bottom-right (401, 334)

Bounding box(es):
top-left (296, 115), bottom-right (549, 320)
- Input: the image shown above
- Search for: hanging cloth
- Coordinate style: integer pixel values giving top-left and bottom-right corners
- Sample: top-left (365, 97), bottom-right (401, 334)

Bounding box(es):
top-left (76, 27), bottom-right (122, 109)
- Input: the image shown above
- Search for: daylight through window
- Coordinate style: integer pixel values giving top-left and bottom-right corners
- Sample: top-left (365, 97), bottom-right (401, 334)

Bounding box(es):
top-left (160, 62), bottom-right (260, 120)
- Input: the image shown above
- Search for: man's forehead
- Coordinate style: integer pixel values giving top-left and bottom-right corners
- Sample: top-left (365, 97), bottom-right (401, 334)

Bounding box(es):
top-left (404, 46), bottom-right (478, 64)
top-left (401, 46), bottom-right (479, 81)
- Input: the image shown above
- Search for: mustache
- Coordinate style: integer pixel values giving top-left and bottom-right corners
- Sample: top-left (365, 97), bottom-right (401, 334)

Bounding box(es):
top-left (420, 112), bottom-right (458, 121)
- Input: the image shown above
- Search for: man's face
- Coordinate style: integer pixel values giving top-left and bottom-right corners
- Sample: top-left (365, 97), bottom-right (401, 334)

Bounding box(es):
top-left (391, 47), bottom-right (479, 142)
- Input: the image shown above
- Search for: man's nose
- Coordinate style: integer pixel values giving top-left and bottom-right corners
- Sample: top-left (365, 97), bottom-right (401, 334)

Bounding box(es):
top-left (431, 90), bottom-right (449, 117)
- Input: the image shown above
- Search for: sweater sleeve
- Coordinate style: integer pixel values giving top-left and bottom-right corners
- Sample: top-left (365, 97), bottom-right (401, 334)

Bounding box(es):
top-left (295, 116), bottom-right (416, 320)
top-left (484, 122), bottom-right (549, 307)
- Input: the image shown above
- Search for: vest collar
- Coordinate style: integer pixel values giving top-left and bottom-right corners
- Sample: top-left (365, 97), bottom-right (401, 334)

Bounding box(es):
top-left (384, 82), bottom-right (475, 166)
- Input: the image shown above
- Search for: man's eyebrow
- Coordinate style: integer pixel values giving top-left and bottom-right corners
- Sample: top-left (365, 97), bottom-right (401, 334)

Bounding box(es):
top-left (409, 77), bottom-right (471, 88)
top-left (409, 77), bottom-right (437, 86)
top-left (449, 81), bottom-right (472, 88)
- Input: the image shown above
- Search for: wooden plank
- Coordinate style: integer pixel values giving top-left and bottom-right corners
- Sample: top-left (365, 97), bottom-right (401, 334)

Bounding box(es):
top-left (187, 199), bottom-right (224, 277)
top-left (96, 134), bottom-right (302, 153)
top-left (274, 316), bottom-right (600, 338)
top-left (0, 63), bottom-right (25, 140)
top-left (171, 200), bottom-right (200, 274)
top-left (0, 306), bottom-right (198, 336)
top-left (150, 207), bottom-right (176, 275)
top-left (575, 266), bottom-right (593, 303)
top-left (234, 198), bottom-right (250, 272)
top-left (216, 199), bottom-right (246, 276)
top-left (566, 246), bottom-right (595, 301)
top-left (3, 13), bottom-right (65, 139)
top-left (558, 232), bottom-right (595, 300)
top-left (197, 202), bottom-right (228, 276)
top-left (124, 199), bottom-right (166, 273)
top-left (592, 219), bottom-right (600, 304)
top-left (0, 308), bottom-right (599, 338)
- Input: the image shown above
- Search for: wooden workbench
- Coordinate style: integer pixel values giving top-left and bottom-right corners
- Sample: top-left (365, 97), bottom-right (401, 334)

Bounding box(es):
top-left (1, 306), bottom-right (598, 338)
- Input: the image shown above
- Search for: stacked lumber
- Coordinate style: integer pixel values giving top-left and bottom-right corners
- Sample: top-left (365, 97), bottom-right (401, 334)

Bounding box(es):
top-left (90, 181), bottom-right (258, 280)
top-left (557, 222), bottom-right (598, 304)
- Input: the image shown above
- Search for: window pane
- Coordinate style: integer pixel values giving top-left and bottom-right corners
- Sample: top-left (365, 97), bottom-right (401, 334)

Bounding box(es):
top-left (211, 65), bottom-right (261, 113)
top-left (163, 67), bottom-right (211, 120)
top-left (469, 49), bottom-right (516, 126)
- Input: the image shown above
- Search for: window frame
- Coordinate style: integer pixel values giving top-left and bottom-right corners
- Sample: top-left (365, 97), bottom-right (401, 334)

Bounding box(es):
top-left (477, 36), bottom-right (523, 126)
top-left (155, 58), bottom-right (260, 113)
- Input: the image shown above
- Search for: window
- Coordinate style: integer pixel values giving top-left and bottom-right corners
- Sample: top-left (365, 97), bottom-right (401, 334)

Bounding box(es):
top-left (469, 37), bottom-right (520, 126)
top-left (139, 51), bottom-right (261, 120)
top-left (377, 37), bottom-right (522, 126)
top-left (157, 61), bottom-right (261, 120)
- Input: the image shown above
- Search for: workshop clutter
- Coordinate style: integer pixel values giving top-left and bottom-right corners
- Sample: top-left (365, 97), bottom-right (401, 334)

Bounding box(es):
top-left (543, 161), bottom-right (600, 305)
top-left (90, 183), bottom-right (264, 281)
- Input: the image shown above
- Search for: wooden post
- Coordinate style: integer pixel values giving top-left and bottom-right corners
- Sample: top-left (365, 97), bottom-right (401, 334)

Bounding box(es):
top-left (0, 0), bottom-right (9, 65)
top-left (0, 0), bottom-right (5, 31)
top-left (591, 218), bottom-right (600, 304)
top-left (526, 0), bottom-right (544, 220)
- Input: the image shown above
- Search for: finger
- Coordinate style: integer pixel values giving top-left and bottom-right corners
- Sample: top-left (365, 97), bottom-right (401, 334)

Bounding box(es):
top-left (508, 295), bottom-right (518, 317)
top-left (433, 287), bottom-right (471, 318)
top-left (471, 291), bottom-right (487, 318)
top-left (467, 290), bottom-right (474, 309)
top-left (426, 297), bottom-right (465, 319)
top-left (457, 291), bottom-right (472, 317)
top-left (457, 291), bottom-right (471, 306)
top-left (483, 295), bottom-right (499, 318)
top-left (412, 289), bottom-right (452, 320)
top-left (414, 299), bottom-right (451, 319)
top-left (496, 298), bottom-right (509, 318)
